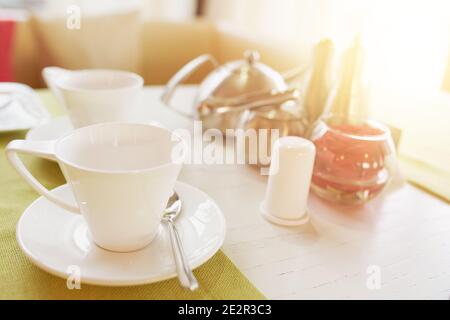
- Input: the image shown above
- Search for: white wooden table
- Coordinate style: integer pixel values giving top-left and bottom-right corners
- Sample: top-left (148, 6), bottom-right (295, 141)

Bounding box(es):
top-left (138, 86), bottom-right (450, 300)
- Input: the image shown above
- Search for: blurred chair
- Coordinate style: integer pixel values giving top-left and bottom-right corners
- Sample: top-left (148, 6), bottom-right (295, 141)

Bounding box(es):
top-left (9, 0), bottom-right (307, 87)
top-left (30, 1), bottom-right (142, 86)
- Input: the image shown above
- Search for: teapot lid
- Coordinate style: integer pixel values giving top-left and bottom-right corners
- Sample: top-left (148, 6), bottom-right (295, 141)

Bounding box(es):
top-left (196, 50), bottom-right (287, 106)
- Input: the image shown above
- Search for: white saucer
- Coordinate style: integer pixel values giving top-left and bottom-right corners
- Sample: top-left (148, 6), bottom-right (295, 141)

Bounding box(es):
top-left (25, 116), bottom-right (72, 141)
top-left (16, 181), bottom-right (226, 286)
top-left (25, 116), bottom-right (165, 142)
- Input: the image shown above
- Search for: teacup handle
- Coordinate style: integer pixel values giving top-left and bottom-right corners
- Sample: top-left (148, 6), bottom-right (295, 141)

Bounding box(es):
top-left (6, 140), bottom-right (81, 214)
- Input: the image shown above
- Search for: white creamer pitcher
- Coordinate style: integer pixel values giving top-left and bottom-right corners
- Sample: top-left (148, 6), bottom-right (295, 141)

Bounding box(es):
top-left (43, 67), bottom-right (144, 128)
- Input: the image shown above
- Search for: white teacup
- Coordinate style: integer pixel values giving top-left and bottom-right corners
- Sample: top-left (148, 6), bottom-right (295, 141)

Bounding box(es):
top-left (7, 122), bottom-right (186, 252)
top-left (42, 67), bottom-right (144, 128)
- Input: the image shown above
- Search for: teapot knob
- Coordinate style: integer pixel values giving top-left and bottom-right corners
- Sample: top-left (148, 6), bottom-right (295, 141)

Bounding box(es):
top-left (244, 50), bottom-right (260, 65)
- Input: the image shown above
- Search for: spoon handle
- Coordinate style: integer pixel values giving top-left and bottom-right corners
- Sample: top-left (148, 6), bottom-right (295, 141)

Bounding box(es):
top-left (167, 221), bottom-right (199, 291)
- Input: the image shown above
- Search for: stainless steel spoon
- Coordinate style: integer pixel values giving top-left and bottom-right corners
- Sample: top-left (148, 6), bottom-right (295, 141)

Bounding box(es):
top-left (162, 192), bottom-right (199, 291)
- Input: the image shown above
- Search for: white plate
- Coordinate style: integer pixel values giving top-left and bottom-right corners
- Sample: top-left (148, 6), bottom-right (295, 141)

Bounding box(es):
top-left (16, 181), bottom-right (226, 286)
top-left (0, 83), bottom-right (50, 132)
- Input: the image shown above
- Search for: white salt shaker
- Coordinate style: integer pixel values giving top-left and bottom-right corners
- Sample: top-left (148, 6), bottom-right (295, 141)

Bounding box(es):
top-left (261, 136), bottom-right (316, 226)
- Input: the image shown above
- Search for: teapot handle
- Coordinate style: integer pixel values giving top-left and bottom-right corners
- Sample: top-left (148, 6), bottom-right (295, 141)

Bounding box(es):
top-left (161, 54), bottom-right (218, 118)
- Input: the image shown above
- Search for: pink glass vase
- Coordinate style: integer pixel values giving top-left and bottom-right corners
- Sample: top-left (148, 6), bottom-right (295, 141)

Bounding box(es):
top-left (310, 119), bottom-right (396, 205)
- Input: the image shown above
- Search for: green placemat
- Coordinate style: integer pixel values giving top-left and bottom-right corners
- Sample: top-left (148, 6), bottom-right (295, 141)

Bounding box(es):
top-left (0, 90), bottom-right (265, 300)
top-left (399, 155), bottom-right (450, 203)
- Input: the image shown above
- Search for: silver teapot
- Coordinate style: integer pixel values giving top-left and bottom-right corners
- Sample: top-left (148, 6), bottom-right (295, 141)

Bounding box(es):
top-left (161, 50), bottom-right (302, 134)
